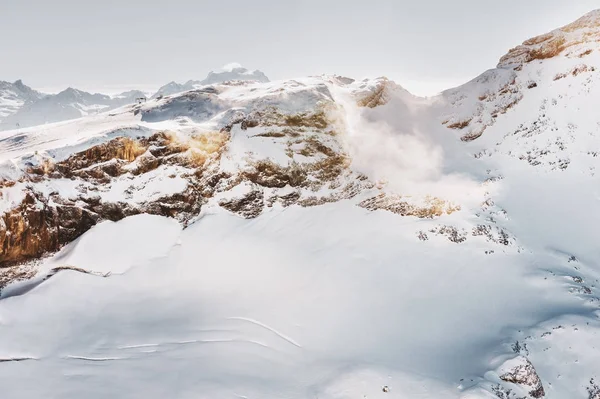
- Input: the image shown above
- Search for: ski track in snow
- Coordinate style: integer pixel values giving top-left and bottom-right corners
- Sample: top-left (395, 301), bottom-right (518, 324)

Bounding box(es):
top-left (64, 356), bottom-right (128, 362)
top-left (226, 316), bottom-right (303, 349)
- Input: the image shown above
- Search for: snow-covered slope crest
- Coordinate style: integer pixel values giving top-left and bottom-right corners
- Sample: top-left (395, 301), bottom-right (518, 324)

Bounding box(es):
top-left (438, 9), bottom-right (600, 142)
top-left (498, 9), bottom-right (600, 69)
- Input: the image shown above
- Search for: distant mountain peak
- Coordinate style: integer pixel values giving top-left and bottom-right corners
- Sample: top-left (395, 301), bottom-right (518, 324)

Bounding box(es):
top-left (0, 79), bottom-right (44, 121)
top-left (201, 63), bottom-right (269, 85)
top-left (152, 65), bottom-right (270, 98)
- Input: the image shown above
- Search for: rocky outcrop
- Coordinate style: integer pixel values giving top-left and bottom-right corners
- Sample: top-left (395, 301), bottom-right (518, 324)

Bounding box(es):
top-left (499, 357), bottom-right (545, 398)
top-left (219, 189), bottom-right (264, 219)
top-left (553, 64), bottom-right (596, 80)
top-left (0, 129), bottom-right (230, 267)
top-left (0, 191), bottom-right (98, 265)
top-left (359, 194), bottom-right (461, 218)
top-left (498, 10), bottom-right (600, 69)
top-left (357, 78), bottom-right (393, 108)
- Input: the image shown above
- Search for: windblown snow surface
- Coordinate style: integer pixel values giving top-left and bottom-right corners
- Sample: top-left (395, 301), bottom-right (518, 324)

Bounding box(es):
top-left (2, 12), bottom-right (600, 399)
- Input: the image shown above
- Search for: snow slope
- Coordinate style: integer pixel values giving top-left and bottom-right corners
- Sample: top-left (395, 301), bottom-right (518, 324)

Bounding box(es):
top-left (1, 10), bottom-right (600, 399)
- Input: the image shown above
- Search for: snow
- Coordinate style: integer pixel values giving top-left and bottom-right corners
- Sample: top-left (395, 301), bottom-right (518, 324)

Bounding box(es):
top-left (0, 182), bottom-right (27, 213)
top-left (0, 204), bottom-right (585, 398)
top-left (98, 165), bottom-right (189, 204)
top-left (219, 77), bottom-right (334, 113)
top-left (221, 124), bottom-right (293, 170)
top-left (44, 214), bottom-right (181, 274)
top-left (0, 110), bottom-right (145, 164)
top-left (2, 15), bottom-right (600, 397)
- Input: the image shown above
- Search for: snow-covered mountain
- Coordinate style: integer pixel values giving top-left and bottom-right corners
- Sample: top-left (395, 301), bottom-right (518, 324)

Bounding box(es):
top-left (1, 10), bottom-right (600, 399)
top-left (0, 79), bottom-right (44, 121)
top-left (0, 64), bottom-right (269, 131)
top-left (0, 87), bottom-right (147, 131)
top-left (152, 63), bottom-right (270, 98)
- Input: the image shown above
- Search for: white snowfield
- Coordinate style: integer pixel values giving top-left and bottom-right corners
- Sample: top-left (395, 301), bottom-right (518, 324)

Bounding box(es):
top-left (2, 11), bottom-right (600, 399)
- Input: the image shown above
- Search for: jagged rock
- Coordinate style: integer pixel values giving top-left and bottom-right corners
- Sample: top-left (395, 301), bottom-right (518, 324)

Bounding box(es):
top-left (219, 189), bottom-right (264, 219)
top-left (141, 187), bottom-right (204, 221)
top-left (0, 192), bottom-right (98, 266)
top-left (359, 194), bottom-right (460, 218)
top-left (498, 10), bottom-right (600, 69)
top-left (428, 225), bottom-right (468, 243)
top-left (243, 161), bottom-right (307, 188)
top-left (57, 137), bottom-right (147, 175)
top-left (499, 357), bottom-right (545, 398)
top-left (266, 191), bottom-right (301, 208)
top-left (357, 78), bottom-right (393, 108)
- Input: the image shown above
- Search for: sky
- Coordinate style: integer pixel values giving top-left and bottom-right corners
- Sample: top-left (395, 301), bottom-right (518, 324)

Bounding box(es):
top-left (0, 0), bottom-right (598, 96)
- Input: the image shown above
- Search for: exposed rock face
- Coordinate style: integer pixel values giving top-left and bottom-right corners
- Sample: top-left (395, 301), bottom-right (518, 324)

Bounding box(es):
top-left (357, 78), bottom-right (394, 108)
top-left (0, 129), bottom-right (229, 267)
top-left (212, 106), bottom-right (373, 218)
top-left (498, 10), bottom-right (600, 69)
top-left (219, 189), bottom-right (264, 219)
top-left (553, 64), bottom-right (596, 80)
top-left (499, 357), bottom-right (545, 398)
top-left (0, 192), bottom-right (98, 265)
top-left (358, 193), bottom-right (461, 218)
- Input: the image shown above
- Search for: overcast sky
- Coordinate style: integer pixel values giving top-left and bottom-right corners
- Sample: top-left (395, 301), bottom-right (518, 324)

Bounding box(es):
top-left (1, 0), bottom-right (598, 96)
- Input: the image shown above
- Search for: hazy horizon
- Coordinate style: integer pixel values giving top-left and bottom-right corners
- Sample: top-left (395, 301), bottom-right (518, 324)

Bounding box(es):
top-left (1, 0), bottom-right (598, 96)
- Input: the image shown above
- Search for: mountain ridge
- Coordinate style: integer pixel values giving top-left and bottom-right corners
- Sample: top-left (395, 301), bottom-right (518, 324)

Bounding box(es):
top-left (0, 64), bottom-right (270, 131)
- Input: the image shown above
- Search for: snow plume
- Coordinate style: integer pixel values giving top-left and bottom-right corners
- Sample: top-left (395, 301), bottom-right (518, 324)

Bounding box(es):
top-left (330, 87), bottom-right (485, 205)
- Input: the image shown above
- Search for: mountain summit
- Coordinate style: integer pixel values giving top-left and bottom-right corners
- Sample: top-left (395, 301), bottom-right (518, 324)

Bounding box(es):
top-left (200, 63), bottom-right (269, 85)
top-left (0, 79), bottom-right (43, 121)
top-left (152, 63), bottom-right (270, 98)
